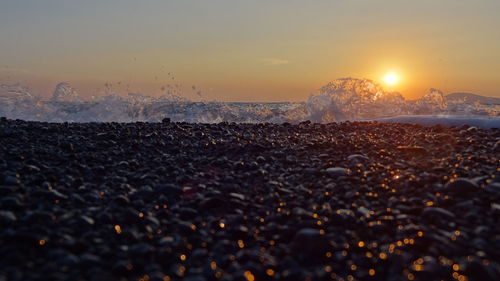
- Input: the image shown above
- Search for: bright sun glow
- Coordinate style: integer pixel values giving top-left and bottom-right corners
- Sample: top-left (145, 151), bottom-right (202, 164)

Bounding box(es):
top-left (384, 73), bottom-right (399, 85)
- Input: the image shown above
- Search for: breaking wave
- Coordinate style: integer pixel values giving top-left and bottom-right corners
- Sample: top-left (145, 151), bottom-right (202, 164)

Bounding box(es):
top-left (0, 78), bottom-right (499, 127)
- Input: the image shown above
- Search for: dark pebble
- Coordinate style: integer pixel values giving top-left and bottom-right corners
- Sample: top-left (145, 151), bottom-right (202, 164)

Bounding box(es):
top-left (0, 211), bottom-right (17, 224)
top-left (291, 228), bottom-right (329, 256)
top-left (0, 119), bottom-right (497, 281)
top-left (445, 178), bottom-right (479, 195)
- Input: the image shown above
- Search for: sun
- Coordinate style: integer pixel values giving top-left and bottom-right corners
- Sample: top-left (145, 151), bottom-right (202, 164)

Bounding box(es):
top-left (384, 73), bottom-right (399, 86)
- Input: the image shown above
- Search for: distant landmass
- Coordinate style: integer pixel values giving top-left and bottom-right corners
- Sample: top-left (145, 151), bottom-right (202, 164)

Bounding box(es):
top-left (446, 92), bottom-right (500, 104)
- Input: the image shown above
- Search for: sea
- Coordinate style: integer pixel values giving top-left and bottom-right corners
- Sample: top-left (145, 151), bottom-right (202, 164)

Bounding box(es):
top-left (1, 78), bottom-right (499, 129)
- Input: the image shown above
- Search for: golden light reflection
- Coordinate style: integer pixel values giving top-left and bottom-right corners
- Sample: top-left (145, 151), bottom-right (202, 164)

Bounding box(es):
top-left (210, 261), bottom-right (217, 270)
top-left (266, 269), bottom-right (275, 276)
top-left (244, 271), bottom-right (255, 281)
top-left (237, 240), bottom-right (245, 248)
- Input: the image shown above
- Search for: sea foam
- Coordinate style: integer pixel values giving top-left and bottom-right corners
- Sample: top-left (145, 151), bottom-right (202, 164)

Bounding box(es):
top-left (1, 79), bottom-right (499, 128)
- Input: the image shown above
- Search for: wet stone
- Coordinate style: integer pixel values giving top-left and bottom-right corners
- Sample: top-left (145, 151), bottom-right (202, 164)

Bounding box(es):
top-left (113, 195), bottom-right (130, 206)
top-left (493, 140), bottom-right (500, 152)
top-left (0, 211), bottom-right (17, 224)
top-left (3, 175), bottom-right (19, 186)
top-left (421, 207), bottom-right (456, 221)
top-left (0, 197), bottom-right (23, 210)
top-left (79, 254), bottom-right (102, 268)
top-left (484, 182), bottom-right (500, 193)
top-left (79, 215), bottom-right (95, 226)
top-left (129, 243), bottom-right (153, 255)
top-left (55, 252), bottom-right (80, 267)
top-left (444, 178), bottom-right (479, 195)
top-left (154, 184), bottom-right (182, 198)
top-left (347, 154), bottom-right (369, 163)
top-left (0, 186), bottom-right (15, 196)
top-left (48, 189), bottom-right (68, 200)
top-left (291, 228), bottom-right (329, 256)
top-left (0, 120), bottom-right (498, 281)
top-left (324, 167), bottom-right (347, 177)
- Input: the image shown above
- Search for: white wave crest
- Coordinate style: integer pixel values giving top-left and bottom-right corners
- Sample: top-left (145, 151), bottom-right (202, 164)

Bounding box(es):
top-left (0, 78), bottom-right (498, 126)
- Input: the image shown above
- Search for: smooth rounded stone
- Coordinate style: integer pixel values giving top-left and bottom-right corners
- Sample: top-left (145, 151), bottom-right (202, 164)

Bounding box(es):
top-left (112, 260), bottom-right (134, 276)
top-left (474, 225), bottom-right (490, 236)
top-left (291, 228), bottom-right (329, 256)
top-left (69, 194), bottom-right (86, 204)
top-left (48, 189), bottom-right (68, 200)
top-left (494, 140), bottom-right (500, 152)
top-left (129, 243), bottom-right (153, 255)
top-left (444, 178), bottom-right (479, 195)
top-left (491, 203), bottom-right (500, 213)
top-left (117, 161), bottom-right (129, 168)
top-left (190, 248), bottom-right (208, 262)
top-left (0, 186), bottom-right (15, 196)
top-left (484, 182), bottom-right (500, 194)
top-left (31, 189), bottom-right (67, 200)
top-left (55, 252), bottom-right (80, 267)
top-left (79, 215), bottom-right (95, 226)
top-left (0, 211), bottom-right (17, 224)
top-left (255, 155), bottom-right (266, 163)
top-left (113, 195), bottom-right (130, 206)
top-left (149, 272), bottom-right (167, 281)
top-left (23, 165), bottom-right (41, 173)
top-left (176, 220), bottom-right (197, 234)
top-left (421, 207), bottom-right (456, 221)
top-left (303, 167), bottom-right (320, 175)
top-left (143, 216), bottom-right (160, 228)
top-left (465, 260), bottom-right (500, 280)
top-left (157, 236), bottom-right (175, 247)
top-left (199, 196), bottom-right (226, 210)
top-left (3, 175), bottom-right (19, 186)
top-left (0, 197), bottom-right (23, 210)
top-left (183, 275), bottom-right (206, 281)
top-left (324, 167), bottom-right (347, 177)
top-left (133, 185), bottom-right (155, 199)
top-left (179, 207), bottom-right (198, 220)
top-left (79, 254), bottom-right (102, 268)
top-left (154, 184), bottom-right (182, 198)
top-left (357, 206), bottom-right (371, 216)
top-left (347, 154), bottom-right (369, 163)
top-left (229, 192), bottom-right (246, 201)
top-left (22, 210), bottom-right (54, 223)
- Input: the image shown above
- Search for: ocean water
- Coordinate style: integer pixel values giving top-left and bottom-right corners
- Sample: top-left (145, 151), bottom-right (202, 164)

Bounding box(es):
top-left (1, 78), bottom-right (499, 128)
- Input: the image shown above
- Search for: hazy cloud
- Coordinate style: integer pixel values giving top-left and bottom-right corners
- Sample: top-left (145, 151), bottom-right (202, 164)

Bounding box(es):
top-left (0, 67), bottom-right (32, 74)
top-left (262, 58), bottom-right (290, 66)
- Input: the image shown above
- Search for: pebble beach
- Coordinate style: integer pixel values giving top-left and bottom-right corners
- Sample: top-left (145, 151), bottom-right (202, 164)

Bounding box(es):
top-left (0, 118), bottom-right (499, 281)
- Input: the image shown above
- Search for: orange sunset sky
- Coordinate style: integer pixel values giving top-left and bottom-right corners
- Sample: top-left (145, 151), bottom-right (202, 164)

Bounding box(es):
top-left (1, 0), bottom-right (499, 101)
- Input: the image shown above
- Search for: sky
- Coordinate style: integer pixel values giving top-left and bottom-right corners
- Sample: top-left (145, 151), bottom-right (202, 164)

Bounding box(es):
top-left (1, 0), bottom-right (499, 101)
